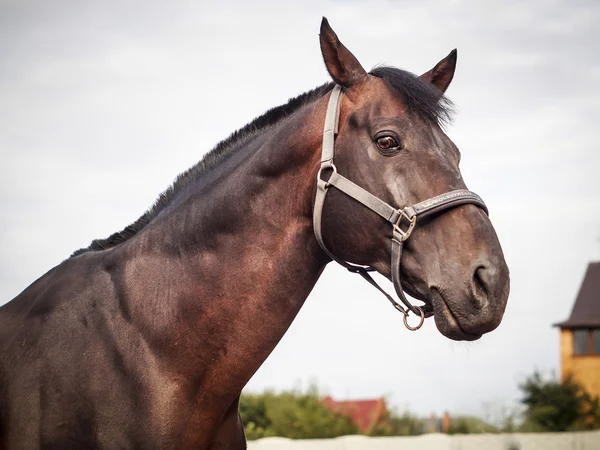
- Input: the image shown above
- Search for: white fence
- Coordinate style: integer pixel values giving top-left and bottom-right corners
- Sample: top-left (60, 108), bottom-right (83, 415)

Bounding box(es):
top-left (248, 431), bottom-right (600, 450)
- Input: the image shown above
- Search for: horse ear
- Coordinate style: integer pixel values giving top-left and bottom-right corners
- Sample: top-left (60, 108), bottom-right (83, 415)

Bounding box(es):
top-left (420, 49), bottom-right (457, 94)
top-left (319, 17), bottom-right (367, 88)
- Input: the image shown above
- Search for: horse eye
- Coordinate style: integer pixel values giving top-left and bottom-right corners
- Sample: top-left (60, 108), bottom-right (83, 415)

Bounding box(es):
top-left (376, 135), bottom-right (400, 151)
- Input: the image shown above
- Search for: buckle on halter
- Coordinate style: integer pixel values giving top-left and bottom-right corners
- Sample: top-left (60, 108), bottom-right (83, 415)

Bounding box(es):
top-left (316, 162), bottom-right (337, 188)
top-left (393, 209), bottom-right (417, 242)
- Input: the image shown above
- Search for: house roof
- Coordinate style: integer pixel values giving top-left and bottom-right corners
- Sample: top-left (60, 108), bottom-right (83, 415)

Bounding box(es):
top-left (323, 396), bottom-right (387, 432)
top-left (555, 262), bottom-right (600, 328)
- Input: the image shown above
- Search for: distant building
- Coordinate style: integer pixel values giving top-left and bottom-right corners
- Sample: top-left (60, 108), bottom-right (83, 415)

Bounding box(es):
top-left (323, 396), bottom-right (387, 433)
top-left (423, 412), bottom-right (449, 433)
top-left (555, 262), bottom-right (600, 398)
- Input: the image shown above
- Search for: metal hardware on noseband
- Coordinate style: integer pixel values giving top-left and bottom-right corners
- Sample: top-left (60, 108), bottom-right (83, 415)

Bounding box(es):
top-left (401, 304), bottom-right (425, 331)
top-left (393, 210), bottom-right (417, 242)
top-left (317, 162), bottom-right (337, 188)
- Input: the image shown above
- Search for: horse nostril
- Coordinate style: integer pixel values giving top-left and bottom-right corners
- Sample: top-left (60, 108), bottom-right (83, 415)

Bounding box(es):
top-left (472, 265), bottom-right (490, 308)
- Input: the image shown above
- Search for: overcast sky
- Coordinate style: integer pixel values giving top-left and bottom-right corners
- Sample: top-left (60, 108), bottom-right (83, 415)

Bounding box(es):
top-left (1, 0), bottom-right (599, 421)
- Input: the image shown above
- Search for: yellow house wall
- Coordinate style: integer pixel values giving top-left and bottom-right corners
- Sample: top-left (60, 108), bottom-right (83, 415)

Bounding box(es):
top-left (560, 329), bottom-right (600, 399)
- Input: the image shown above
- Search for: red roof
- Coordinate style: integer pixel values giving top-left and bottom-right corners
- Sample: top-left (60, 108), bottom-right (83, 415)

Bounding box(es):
top-left (323, 396), bottom-right (387, 432)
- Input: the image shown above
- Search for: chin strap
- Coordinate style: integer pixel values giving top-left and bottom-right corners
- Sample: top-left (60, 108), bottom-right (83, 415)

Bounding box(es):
top-left (313, 85), bottom-right (488, 331)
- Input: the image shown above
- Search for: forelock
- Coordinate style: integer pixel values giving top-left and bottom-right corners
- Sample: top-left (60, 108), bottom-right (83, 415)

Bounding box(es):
top-left (369, 66), bottom-right (454, 127)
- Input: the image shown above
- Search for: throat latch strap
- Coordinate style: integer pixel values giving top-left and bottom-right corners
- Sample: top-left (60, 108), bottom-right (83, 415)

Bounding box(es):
top-left (313, 85), bottom-right (488, 331)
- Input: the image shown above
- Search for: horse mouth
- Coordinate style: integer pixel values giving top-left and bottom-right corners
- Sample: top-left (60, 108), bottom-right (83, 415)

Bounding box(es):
top-left (429, 288), bottom-right (482, 341)
top-left (418, 302), bottom-right (434, 318)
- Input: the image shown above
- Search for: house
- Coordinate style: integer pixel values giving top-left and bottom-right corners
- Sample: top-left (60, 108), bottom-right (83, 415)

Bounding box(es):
top-left (323, 396), bottom-right (387, 433)
top-left (555, 261), bottom-right (600, 398)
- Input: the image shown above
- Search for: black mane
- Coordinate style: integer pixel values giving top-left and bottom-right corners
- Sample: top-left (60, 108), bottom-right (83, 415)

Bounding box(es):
top-left (370, 66), bottom-right (454, 126)
top-left (71, 67), bottom-right (452, 257)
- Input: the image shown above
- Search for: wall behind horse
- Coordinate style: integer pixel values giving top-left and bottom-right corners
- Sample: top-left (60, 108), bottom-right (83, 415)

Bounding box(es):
top-left (247, 431), bottom-right (600, 450)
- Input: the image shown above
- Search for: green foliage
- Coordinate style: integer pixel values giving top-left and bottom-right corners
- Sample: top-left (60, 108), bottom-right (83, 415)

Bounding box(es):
top-left (447, 416), bottom-right (497, 434)
top-left (498, 411), bottom-right (519, 433)
top-left (240, 370), bottom-right (600, 440)
top-left (480, 400), bottom-right (522, 433)
top-left (266, 391), bottom-right (357, 439)
top-left (240, 386), bottom-right (357, 440)
top-left (239, 392), bottom-right (277, 440)
top-left (241, 388), bottom-right (428, 439)
top-left (368, 409), bottom-right (425, 436)
top-left (519, 371), bottom-right (600, 432)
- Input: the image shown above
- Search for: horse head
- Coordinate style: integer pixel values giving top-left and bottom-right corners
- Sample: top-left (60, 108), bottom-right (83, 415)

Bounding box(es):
top-left (316, 19), bottom-right (509, 341)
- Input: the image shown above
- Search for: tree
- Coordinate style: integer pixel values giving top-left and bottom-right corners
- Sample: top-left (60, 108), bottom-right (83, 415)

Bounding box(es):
top-left (239, 385), bottom-right (357, 440)
top-left (265, 389), bottom-right (357, 439)
top-left (368, 409), bottom-right (425, 436)
top-left (480, 400), bottom-right (521, 432)
top-left (519, 371), bottom-right (600, 432)
top-left (447, 416), bottom-right (497, 434)
top-left (239, 392), bottom-right (276, 440)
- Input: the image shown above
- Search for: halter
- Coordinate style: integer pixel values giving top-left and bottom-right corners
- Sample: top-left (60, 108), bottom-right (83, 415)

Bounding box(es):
top-left (313, 85), bottom-right (488, 331)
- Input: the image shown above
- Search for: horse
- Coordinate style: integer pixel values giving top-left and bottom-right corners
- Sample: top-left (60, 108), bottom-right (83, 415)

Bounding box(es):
top-left (0, 18), bottom-right (510, 449)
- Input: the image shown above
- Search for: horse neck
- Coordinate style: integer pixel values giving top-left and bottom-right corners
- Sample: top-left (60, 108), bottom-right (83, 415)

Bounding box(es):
top-left (112, 96), bottom-right (330, 383)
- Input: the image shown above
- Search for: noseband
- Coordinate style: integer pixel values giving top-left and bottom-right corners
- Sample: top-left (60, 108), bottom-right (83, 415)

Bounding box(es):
top-left (313, 85), bottom-right (488, 331)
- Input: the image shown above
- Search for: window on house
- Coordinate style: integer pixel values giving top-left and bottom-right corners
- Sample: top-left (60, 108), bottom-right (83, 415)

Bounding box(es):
top-left (593, 329), bottom-right (600, 355)
top-left (573, 329), bottom-right (589, 355)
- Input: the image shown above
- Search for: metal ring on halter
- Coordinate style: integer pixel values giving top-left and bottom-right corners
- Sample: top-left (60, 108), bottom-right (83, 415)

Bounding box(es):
top-left (403, 306), bottom-right (425, 331)
top-left (316, 162), bottom-right (338, 187)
